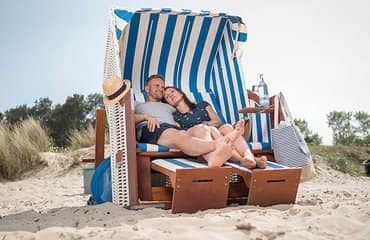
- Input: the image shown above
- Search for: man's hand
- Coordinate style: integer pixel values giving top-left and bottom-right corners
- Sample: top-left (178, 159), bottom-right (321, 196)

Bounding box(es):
top-left (146, 115), bottom-right (160, 132)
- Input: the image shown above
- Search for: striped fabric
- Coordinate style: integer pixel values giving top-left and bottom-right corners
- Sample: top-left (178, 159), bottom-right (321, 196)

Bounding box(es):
top-left (136, 143), bottom-right (180, 152)
top-left (247, 99), bottom-right (272, 150)
top-left (113, 8), bottom-right (248, 125)
top-left (152, 158), bottom-right (208, 172)
top-left (226, 160), bottom-right (286, 172)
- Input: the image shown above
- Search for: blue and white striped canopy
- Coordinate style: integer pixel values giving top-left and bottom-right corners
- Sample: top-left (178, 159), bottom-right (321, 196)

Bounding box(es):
top-left (113, 8), bottom-right (248, 124)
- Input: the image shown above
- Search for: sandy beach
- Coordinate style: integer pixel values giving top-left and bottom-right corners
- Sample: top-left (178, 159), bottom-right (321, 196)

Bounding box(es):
top-left (1, 148), bottom-right (369, 239)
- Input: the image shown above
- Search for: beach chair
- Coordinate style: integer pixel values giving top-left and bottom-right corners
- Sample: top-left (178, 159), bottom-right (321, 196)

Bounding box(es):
top-left (100, 8), bottom-right (301, 212)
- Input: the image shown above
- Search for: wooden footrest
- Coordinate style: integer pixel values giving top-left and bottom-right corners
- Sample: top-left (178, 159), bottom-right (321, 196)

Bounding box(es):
top-left (152, 158), bottom-right (232, 213)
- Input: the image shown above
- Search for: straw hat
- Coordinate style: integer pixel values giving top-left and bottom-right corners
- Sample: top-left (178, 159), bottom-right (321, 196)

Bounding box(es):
top-left (103, 76), bottom-right (131, 105)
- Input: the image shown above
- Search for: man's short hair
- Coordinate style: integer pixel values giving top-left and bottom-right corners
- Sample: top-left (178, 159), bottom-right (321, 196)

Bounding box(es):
top-left (145, 74), bottom-right (165, 86)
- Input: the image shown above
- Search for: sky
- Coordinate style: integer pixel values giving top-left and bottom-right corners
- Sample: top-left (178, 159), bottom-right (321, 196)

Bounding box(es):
top-left (1, 0), bottom-right (369, 145)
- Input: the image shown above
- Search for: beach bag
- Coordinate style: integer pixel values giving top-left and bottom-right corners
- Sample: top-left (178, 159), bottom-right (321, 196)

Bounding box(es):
top-left (271, 93), bottom-right (316, 182)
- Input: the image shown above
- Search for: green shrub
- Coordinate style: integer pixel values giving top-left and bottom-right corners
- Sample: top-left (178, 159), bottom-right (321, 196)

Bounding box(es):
top-left (0, 118), bottom-right (49, 180)
top-left (310, 145), bottom-right (368, 176)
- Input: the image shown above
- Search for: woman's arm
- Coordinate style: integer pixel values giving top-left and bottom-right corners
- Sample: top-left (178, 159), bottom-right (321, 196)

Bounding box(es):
top-left (203, 105), bottom-right (222, 127)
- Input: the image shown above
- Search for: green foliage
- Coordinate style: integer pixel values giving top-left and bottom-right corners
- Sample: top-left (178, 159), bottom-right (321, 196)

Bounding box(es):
top-left (294, 118), bottom-right (322, 145)
top-left (2, 93), bottom-right (104, 148)
top-left (4, 104), bottom-right (32, 125)
top-left (0, 118), bottom-right (48, 180)
top-left (327, 111), bottom-right (370, 146)
top-left (310, 145), bottom-right (368, 176)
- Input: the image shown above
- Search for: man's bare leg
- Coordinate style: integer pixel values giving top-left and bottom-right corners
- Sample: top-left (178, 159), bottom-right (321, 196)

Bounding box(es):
top-left (157, 129), bottom-right (215, 156)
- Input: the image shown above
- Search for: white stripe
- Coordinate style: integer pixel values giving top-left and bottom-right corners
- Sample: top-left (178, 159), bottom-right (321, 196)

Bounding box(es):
top-left (197, 17), bottom-right (222, 92)
top-left (260, 113), bottom-right (269, 143)
top-left (181, 17), bottom-right (203, 93)
top-left (148, 14), bottom-right (169, 76)
top-left (225, 162), bottom-right (252, 173)
top-left (165, 15), bottom-right (186, 85)
top-left (152, 159), bottom-right (179, 172)
top-left (120, 22), bottom-right (130, 80)
top-left (132, 12), bottom-right (150, 90)
top-left (249, 142), bottom-right (262, 150)
top-left (147, 144), bottom-right (159, 152)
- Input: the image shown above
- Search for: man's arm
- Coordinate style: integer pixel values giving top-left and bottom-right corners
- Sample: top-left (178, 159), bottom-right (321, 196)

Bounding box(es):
top-left (134, 113), bottom-right (160, 132)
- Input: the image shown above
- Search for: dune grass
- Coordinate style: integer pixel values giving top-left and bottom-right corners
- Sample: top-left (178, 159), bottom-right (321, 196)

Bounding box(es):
top-left (67, 124), bottom-right (95, 150)
top-left (310, 145), bottom-right (370, 176)
top-left (0, 118), bottom-right (49, 180)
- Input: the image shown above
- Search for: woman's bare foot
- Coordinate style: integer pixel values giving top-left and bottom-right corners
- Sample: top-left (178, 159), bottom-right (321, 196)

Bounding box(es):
top-left (223, 119), bottom-right (245, 144)
top-left (206, 137), bottom-right (233, 167)
top-left (239, 149), bottom-right (257, 168)
top-left (255, 156), bottom-right (267, 169)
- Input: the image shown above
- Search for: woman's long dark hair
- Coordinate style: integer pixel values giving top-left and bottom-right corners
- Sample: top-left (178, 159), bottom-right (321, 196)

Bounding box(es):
top-left (164, 86), bottom-right (196, 110)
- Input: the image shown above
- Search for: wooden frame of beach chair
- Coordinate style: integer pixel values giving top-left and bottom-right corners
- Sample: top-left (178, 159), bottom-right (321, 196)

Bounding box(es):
top-left (98, 8), bottom-right (302, 212)
top-left (151, 159), bottom-right (232, 213)
top-left (226, 161), bottom-right (301, 206)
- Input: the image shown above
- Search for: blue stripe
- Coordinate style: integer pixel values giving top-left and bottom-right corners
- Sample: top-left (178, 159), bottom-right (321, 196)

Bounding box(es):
top-left (161, 8), bottom-right (172, 13)
top-left (255, 113), bottom-right (263, 142)
top-left (208, 91), bottom-right (226, 123)
top-left (163, 159), bottom-right (195, 168)
top-left (205, 18), bottom-right (227, 92)
top-left (123, 13), bottom-right (141, 81)
top-left (223, 23), bottom-right (239, 121)
top-left (115, 9), bottom-right (134, 22)
top-left (115, 27), bottom-right (122, 40)
top-left (215, 53), bottom-right (231, 123)
top-left (266, 113), bottom-right (272, 144)
top-left (220, 38), bottom-right (238, 122)
top-left (238, 32), bottom-right (247, 42)
top-left (174, 15), bottom-right (195, 88)
top-left (157, 14), bottom-right (177, 76)
top-left (189, 17), bottom-right (212, 93)
top-left (140, 13), bottom-right (159, 84)
top-left (158, 145), bottom-right (170, 152)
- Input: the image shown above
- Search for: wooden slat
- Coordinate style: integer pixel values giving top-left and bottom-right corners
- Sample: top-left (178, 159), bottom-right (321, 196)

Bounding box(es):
top-left (120, 91), bottom-right (139, 206)
top-left (95, 108), bottom-right (105, 168)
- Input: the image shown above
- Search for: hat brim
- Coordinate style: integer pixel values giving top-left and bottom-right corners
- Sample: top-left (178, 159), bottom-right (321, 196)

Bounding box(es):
top-left (103, 80), bottom-right (131, 105)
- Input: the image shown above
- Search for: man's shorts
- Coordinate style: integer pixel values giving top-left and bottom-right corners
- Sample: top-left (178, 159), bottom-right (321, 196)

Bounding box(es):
top-left (139, 123), bottom-right (182, 144)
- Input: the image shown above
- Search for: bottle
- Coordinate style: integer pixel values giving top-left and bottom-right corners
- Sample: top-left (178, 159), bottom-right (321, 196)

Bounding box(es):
top-left (258, 74), bottom-right (269, 107)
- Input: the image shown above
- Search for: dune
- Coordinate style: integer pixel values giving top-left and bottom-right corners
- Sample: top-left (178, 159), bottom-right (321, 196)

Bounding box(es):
top-left (0, 148), bottom-right (369, 239)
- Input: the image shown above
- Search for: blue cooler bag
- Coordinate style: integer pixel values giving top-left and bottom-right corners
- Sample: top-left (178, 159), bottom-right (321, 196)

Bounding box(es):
top-left (90, 157), bottom-right (112, 204)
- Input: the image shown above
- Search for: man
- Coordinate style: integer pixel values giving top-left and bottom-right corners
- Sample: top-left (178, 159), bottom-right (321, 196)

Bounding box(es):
top-left (134, 74), bottom-right (244, 167)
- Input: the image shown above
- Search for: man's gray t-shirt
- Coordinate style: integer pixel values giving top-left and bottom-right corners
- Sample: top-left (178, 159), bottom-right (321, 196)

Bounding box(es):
top-left (135, 101), bottom-right (177, 140)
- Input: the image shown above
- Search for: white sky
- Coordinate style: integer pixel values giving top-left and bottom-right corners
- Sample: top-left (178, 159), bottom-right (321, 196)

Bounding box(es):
top-left (1, 0), bottom-right (369, 145)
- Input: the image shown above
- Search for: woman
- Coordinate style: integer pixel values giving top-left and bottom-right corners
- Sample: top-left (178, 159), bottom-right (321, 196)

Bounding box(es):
top-left (163, 86), bottom-right (267, 169)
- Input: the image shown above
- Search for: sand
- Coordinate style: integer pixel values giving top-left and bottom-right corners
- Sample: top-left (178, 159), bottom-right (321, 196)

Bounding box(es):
top-left (0, 148), bottom-right (369, 239)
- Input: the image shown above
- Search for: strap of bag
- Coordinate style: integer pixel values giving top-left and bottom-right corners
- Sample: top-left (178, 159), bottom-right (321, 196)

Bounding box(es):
top-left (274, 92), bottom-right (294, 127)
top-left (279, 93), bottom-right (294, 121)
top-left (274, 95), bottom-right (280, 128)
